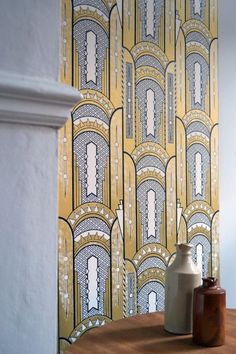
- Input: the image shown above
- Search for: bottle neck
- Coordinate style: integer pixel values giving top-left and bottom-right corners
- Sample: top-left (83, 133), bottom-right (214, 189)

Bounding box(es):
top-left (203, 277), bottom-right (218, 289)
top-left (175, 251), bottom-right (193, 264)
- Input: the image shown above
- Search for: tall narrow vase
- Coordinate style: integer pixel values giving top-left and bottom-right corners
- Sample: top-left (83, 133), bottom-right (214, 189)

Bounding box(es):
top-left (164, 243), bottom-right (201, 334)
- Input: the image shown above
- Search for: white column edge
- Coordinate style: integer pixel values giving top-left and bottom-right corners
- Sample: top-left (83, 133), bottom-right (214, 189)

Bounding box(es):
top-left (0, 70), bottom-right (83, 128)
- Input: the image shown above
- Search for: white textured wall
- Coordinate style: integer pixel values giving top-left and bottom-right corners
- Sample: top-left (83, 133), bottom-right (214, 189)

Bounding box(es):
top-left (0, 124), bottom-right (58, 354)
top-left (0, 1), bottom-right (61, 353)
top-left (219, 0), bottom-right (236, 308)
top-left (0, 0), bottom-right (59, 79)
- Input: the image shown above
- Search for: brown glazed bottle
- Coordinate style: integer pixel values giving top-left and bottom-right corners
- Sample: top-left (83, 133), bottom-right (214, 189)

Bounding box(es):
top-left (193, 277), bottom-right (226, 347)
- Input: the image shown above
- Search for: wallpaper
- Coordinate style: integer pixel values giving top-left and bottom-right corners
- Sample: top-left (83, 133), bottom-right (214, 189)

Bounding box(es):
top-left (58, 0), bottom-right (219, 352)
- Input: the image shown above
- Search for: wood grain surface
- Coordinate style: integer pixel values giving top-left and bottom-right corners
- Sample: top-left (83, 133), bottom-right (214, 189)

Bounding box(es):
top-left (66, 309), bottom-right (236, 354)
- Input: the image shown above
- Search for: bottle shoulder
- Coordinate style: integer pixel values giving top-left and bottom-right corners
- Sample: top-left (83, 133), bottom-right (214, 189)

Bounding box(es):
top-left (167, 260), bottom-right (200, 275)
top-left (194, 286), bottom-right (226, 295)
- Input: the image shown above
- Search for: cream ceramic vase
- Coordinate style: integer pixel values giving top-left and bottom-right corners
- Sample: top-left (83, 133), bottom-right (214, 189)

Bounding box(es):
top-left (164, 243), bottom-right (201, 334)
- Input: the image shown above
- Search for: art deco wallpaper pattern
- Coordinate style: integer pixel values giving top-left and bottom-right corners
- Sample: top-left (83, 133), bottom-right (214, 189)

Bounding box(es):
top-left (58, 0), bottom-right (218, 351)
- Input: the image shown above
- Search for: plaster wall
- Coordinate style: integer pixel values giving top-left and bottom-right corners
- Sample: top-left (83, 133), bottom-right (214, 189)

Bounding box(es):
top-left (0, 124), bottom-right (58, 354)
top-left (0, 1), bottom-right (62, 353)
top-left (0, 0), bottom-right (60, 79)
top-left (219, 0), bottom-right (236, 308)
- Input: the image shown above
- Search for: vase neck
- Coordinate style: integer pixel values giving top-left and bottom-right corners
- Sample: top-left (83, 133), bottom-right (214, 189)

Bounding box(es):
top-left (175, 251), bottom-right (193, 264)
top-left (203, 277), bottom-right (218, 288)
top-left (175, 244), bottom-right (193, 265)
top-left (175, 243), bottom-right (193, 256)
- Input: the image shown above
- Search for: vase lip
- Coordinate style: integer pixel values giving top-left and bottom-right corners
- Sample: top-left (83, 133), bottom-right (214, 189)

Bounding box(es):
top-left (175, 243), bottom-right (193, 253)
top-left (202, 277), bottom-right (218, 287)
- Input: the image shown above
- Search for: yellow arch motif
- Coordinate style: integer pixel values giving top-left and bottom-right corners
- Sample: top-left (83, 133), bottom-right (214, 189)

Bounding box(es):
top-left (69, 315), bottom-right (112, 343)
top-left (68, 202), bottom-right (116, 230)
top-left (186, 43), bottom-right (209, 63)
top-left (182, 109), bottom-right (213, 130)
top-left (136, 66), bottom-right (165, 91)
top-left (182, 19), bottom-right (213, 43)
top-left (131, 41), bottom-right (169, 69)
top-left (72, 89), bottom-right (115, 118)
top-left (73, 120), bottom-right (109, 143)
top-left (133, 243), bottom-right (171, 268)
top-left (183, 201), bottom-right (214, 222)
top-left (137, 169), bottom-right (165, 189)
top-left (138, 268), bottom-right (165, 290)
top-left (73, 7), bottom-right (109, 33)
top-left (187, 133), bottom-right (210, 150)
top-left (74, 233), bottom-right (110, 255)
top-left (132, 142), bottom-right (170, 166)
top-left (188, 227), bottom-right (211, 242)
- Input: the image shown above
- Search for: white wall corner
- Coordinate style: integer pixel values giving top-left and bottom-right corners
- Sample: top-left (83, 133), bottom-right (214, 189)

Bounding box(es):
top-left (0, 70), bottom-right (83, 128)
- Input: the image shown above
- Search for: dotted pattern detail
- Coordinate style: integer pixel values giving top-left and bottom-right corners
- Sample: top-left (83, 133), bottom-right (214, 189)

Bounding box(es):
top-left (167, 73), bottom-right (174, 143)
top-left (137, 257), bottom-right (166, 276)
top-left (126, 63), bottom-right (133, 138)
top-left (127, 273), bottom-right (135, 316)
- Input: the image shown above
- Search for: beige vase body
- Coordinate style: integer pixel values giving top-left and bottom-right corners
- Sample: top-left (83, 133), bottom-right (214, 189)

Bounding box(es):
top-left (164, 243), bottom-right (201, 334)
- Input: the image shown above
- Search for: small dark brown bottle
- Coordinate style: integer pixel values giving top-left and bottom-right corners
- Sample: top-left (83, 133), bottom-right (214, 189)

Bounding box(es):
top-left (192, 277), bottom-right (226, 347)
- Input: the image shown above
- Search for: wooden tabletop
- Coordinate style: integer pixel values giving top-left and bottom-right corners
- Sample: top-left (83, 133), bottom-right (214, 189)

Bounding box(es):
top-left (66, 309), bottom-right (236, 354)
